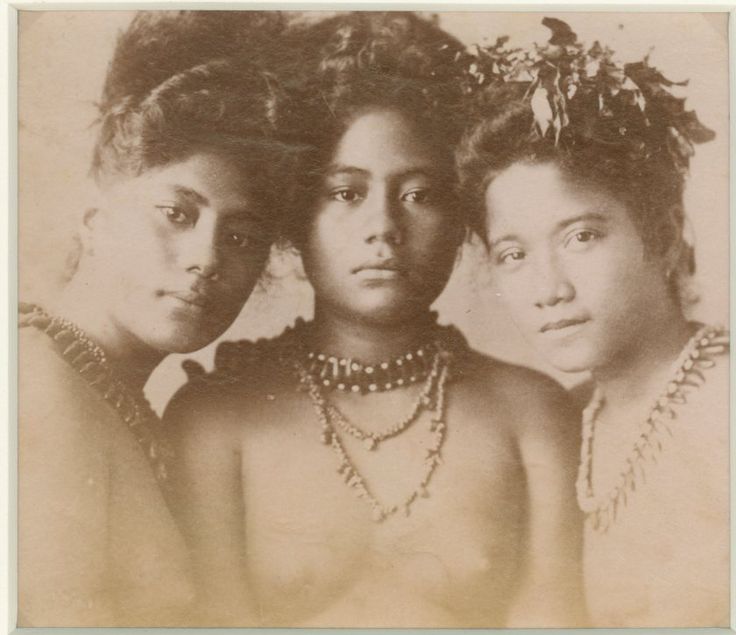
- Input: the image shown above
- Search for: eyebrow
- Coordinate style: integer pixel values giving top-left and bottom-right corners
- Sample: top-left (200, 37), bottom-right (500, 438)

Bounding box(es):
top-left (554, 212), bottom-right (610, 232)
top-left (171, 185), bottom-right (267, 222)
top-left (489, 211), bottom-right (610, 250)
top-left (325, 165), bottom-right (370, 178)
top-left (171, 185), bottom-right (209, 207)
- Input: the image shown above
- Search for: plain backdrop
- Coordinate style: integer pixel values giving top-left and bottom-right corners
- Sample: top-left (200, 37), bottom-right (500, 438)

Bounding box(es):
top-left (18, 10), bottom-right (730, 412)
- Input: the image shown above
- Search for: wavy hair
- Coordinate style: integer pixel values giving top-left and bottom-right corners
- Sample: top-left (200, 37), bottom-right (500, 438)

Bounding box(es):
top-left (281, 12), bottom-right (471, 246)
top-left (456, 20), bottom-right (714, 302)
top-left (64, 11), bottom-right (310, 280)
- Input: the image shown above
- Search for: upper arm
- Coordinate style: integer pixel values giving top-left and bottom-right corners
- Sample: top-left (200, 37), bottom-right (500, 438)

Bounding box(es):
top-left (18, 342), bottom-right (114, 625)
top-left (505, 372), bottom-right (588, 626)
top-left (162, 379), bottom-right (252, 623)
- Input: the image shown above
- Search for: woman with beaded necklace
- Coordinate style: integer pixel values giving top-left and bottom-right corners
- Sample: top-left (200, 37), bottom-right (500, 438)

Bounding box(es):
top-left (457, 19), bottom-right (728, 626)
top-left (165, 12), bottom-right (586, 628)
top-left (18, 11), bottom-right (301, 626)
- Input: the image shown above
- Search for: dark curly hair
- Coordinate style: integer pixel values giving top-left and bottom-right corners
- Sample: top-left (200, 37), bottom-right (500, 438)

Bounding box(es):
top-left (458, 86), bottom-right (688, 254)
top-left (90, 11), bottom-right (306, 229)
top-left (458, 97), bottom-right (698, 303)
top-left (283, 12), bottom-right (471, 246)
top-left (456, 21), bottom-right (715, 301)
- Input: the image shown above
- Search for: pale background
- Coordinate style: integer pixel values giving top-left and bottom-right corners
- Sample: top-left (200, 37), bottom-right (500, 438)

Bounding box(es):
top-left (18, 10), bottom-right (730, 413)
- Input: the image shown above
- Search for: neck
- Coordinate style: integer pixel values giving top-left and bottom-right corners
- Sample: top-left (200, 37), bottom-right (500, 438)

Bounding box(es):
top-left (309, 306), bottom-right (438, 363)
top-left (592, 309), bottom-right (694, 412)
top-left (51, 276), bottom-right (165, 392)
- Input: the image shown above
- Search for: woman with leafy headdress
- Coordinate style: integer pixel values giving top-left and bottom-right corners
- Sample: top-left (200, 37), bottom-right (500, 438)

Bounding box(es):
top-left (458, 18), bottom-right (728, 627)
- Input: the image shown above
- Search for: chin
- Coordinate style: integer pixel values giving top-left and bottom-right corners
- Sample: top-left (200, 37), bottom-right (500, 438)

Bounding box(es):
top-left (150, 322), bottom-right (228, 354)
top-left (163, 338), bottom-right (212, 355)
top-left (537, 343), bottom-right (600, 374)
top-left (356, 296), bottom-right (433, 323)
top-left (341, 304), bottom-right (412, 327)
top-left (351, 286), bottom-right (437, 322)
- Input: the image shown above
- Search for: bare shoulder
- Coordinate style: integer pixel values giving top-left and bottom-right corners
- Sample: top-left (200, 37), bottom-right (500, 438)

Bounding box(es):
top-left (163, 336), bottom-right (291, 444)
top-left (18, 328), bottom-right (118, 625)
top-left (456, 349), bottom-right (579, 438)
top-left (19, 327), bottom-right (115, 457)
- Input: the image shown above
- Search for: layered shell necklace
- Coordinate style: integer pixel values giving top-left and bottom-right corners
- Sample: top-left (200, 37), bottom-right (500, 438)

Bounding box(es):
top-left (19, 302), bottom-right (172, 483)
top-left (576, 324), bottom-right (729, 533)
top-left (292, 321), bottom-right (459, 522)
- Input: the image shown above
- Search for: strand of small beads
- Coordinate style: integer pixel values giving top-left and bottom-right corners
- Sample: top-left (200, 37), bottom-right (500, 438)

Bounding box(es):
top-left (296, 350), bottom-right (451, 522)
top-left (19, 302), bottom-right (173, 483)
top-left (326, 352), bottom-right (443, 451)
top-left (576, 324), bottom-right (729, 533)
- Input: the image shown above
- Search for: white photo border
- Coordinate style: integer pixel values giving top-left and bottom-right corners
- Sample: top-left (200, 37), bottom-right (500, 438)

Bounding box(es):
top-left (3, 2), bottom-right (735, 634)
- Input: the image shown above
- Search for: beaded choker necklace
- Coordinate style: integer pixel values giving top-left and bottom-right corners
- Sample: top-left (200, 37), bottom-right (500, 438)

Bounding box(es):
top-left (304, 341), bottom-right (439, 394)
top-left (296, 348), bottom-right (452, 522)
top-left (576, 324), bottom-right (728, 533)
top-left (285, 317), bottom-right (464, 521)
top-left (19, 302), bottom-right (172, 483)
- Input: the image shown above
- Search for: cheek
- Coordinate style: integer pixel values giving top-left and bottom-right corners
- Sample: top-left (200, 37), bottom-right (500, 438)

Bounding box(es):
top-left (493, 269), bottom-right (536, 324)
top-left (305, 217), bottom-right (350, 274)
top-left (410, 216), bottom-right (460, 266)
top-left (571, 248), bottom-right (649, 316)
top-left (103, 214), bottom-right (175, 269)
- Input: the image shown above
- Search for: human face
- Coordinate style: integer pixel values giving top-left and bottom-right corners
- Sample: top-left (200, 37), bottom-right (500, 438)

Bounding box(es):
top-left (484, 162), bottom-right (672, 374)
top-left (89, 151), bottom-right (273, 354)
top-left (303, 109), bottom-right (461, 326)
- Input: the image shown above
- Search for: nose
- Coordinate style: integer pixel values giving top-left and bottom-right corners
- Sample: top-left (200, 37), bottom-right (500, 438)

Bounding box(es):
top-left (183, 214), bottom-right (220, 281)
top-left (363, 191), bottom-right (403, 247)
top-left (533, 253), bottom-right (575, 308)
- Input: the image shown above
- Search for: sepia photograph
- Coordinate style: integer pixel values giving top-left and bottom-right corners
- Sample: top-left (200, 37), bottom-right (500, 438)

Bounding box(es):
top-left (15, 7), bottom-right (730, 629)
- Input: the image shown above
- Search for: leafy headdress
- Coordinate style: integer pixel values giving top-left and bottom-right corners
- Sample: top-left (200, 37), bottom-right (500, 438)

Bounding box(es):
top-left (462, 17), bottom-right (714, 175)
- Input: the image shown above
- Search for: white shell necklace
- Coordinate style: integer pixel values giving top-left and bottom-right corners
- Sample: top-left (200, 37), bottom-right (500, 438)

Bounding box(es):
top-left (576, 324), bottom-right (728, 533)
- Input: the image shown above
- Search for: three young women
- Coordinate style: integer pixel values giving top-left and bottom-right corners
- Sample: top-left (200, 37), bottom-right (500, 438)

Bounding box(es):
top-left (19, 11), bottom-right (302, 626)
top-left (165, 12), bottom-right (586, 628)
top-left (457, 20), bottom-right (728, 626)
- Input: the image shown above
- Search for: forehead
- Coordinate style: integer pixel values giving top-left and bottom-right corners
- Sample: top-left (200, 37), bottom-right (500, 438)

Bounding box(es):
top-left (332, 109), bottom-right (445, 173)
top-left (485, 162), bottom-right (628, 238)
top-left (150, 152), bottom-right (251, 194)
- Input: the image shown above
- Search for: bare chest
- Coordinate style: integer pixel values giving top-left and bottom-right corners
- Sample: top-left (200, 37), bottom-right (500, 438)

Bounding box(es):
top-left (584, 398), bottom-right (729, 626)
top-left (106, 437), bottom-right (195, 625)
top-left (237, 390), bottom-right (525, 626)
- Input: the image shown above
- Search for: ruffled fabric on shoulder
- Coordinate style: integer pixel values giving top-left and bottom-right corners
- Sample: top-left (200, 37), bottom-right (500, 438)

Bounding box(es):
top-left (180, 329), bottom-right (296, 385)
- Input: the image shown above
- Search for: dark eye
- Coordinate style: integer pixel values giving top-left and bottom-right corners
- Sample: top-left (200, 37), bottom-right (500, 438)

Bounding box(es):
top-left (224, 228), bottom-right (272, 251)
top-left (156, 205), bottom-right (192, 226)
top-left (574, 230), bottom-right (596, 242)
top-left (329, 188), bottom-right (362, 203)
top-left (566, 229), bottom-right (601, 251)
top-left (227, 232), bottom-right (250, 248)
top-left (498, 247), bottom-right (526, 266)
top-left (401, 189), bottom-right (431, 204)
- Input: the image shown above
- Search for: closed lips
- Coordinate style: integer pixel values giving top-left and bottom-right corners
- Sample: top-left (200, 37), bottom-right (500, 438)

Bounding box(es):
top-left (540, 318), bottom-right (588, 333)
top-left (352, 260), bottom-right (403, 273)
top-left (166, 291), bottom-right (210, 307)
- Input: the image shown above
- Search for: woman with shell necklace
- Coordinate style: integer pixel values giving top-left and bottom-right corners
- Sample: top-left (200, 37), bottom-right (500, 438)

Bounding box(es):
top-left (165, 12), bottom-right (587, 628)
top-left (457, 19), bottom-right (728, 627)
top-left (18, 11), bottom-right (301, 626)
